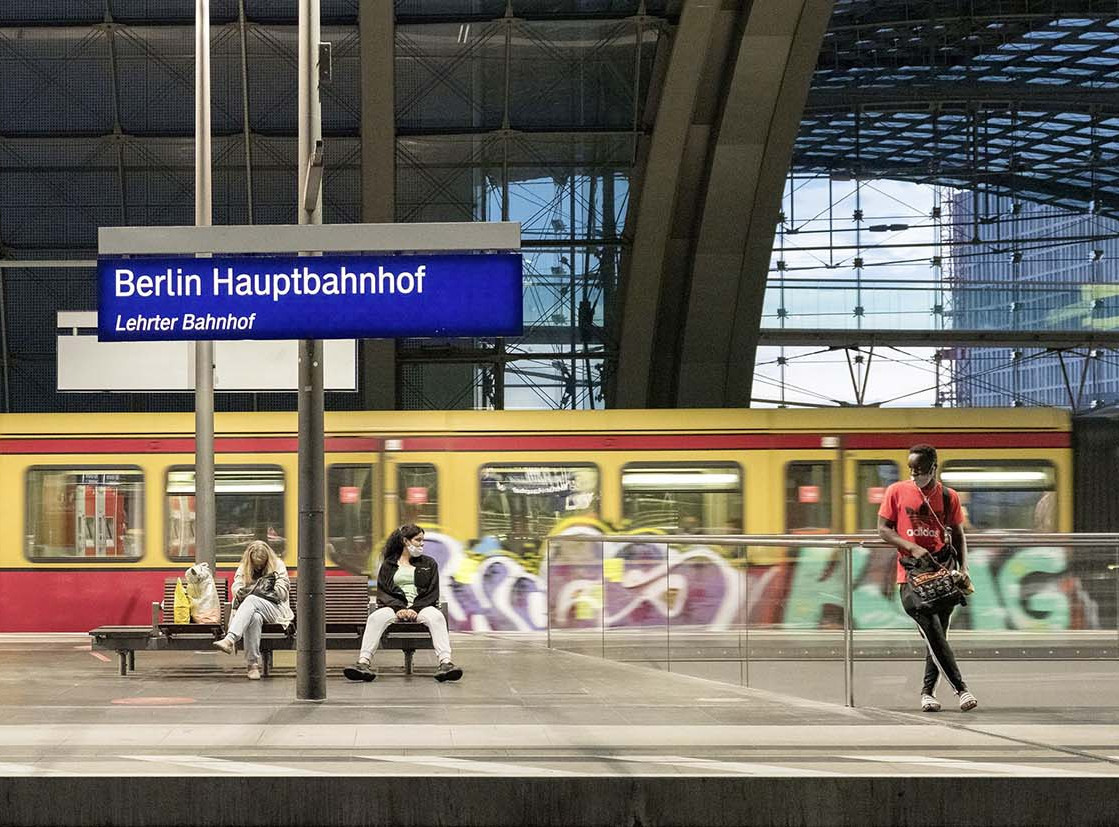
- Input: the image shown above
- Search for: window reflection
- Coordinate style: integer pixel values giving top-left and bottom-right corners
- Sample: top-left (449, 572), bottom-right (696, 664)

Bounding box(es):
top-left (621, 463), bottom-right (743, 535)
top-left (166, 466), bottom-right (285, 562)
top-left (26, 468), bottom-right (144, 560)
top-left (479, 464), bottom-right (598, 563)
top-left (941, 461), bottom-right (1056, 531)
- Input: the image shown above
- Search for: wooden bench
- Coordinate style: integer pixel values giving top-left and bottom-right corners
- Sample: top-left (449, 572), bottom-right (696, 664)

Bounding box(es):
top-left (90, 574), bottom-right (442, 678)
top-left (89, 577), bottom-right (230, 675)
top-left (258, 575), bottom-right (442, 677)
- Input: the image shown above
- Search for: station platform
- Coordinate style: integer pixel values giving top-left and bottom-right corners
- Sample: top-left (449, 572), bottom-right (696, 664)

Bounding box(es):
top-left (1, 633), bottom-right (1118, 826)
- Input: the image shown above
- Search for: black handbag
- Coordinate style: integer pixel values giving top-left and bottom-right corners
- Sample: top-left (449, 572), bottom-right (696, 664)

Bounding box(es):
top-left (905, 553), bottom-right (965, 613)
top-left (249, 573), bottom-right (284, 605)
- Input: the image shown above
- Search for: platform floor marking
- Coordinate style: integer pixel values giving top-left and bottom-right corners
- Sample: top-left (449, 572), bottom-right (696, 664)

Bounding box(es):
top-left (88, 651), bottom-right (110, 662)
top-left (839, 754), bottom-right (1105, 776)
top-left (601, 754), bottom-right (842, 776)
top-left (122, 754), bottom-right (328, 775)
top-left (0, 762), bottom-right (62, 775)
top-left (358, 754), bottom-right (579, 776)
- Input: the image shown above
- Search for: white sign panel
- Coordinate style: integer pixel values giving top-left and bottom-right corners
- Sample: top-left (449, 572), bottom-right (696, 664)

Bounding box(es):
top-left (57, 312), bottom-right (356, 392)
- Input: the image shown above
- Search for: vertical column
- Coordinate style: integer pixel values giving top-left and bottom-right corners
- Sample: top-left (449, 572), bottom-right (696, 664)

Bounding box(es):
top-left (359, 0), bottom-right (396, 409)
top-left (194, 0), bottom-right (216, 572)
top-left (297, 0), bottom-right (327, 702)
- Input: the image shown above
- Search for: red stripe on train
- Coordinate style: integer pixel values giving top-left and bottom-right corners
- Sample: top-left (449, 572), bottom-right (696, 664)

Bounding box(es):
top-left (395, 431), bottom-right (1071, 452)
top-left (0, 436), bottom-right (382, 454)
top-left (0, 430), bottom-right (1069, 455)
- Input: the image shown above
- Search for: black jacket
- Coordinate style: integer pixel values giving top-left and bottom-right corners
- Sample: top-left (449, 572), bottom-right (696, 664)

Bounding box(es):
top-left (376, 554), bottom-right (440, 612)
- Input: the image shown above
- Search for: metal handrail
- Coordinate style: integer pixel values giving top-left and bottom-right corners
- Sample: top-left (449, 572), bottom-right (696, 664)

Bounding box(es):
top-left (550, 532), bottom-right (1119, 547)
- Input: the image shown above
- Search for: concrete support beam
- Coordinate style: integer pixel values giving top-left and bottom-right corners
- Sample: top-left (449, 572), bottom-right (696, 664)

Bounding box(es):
top-left (677, 0), bottom-right (835, 407)
top-left (613, 0), bottom-right (834, 408)
top-left (612, 1), bottom-right (725, 409)
top-left (359, 0), bottom-right (396, 409)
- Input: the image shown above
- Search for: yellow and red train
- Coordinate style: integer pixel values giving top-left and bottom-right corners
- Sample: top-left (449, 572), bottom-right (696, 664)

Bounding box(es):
top-left (0, 406), bottom-right (1091, 633)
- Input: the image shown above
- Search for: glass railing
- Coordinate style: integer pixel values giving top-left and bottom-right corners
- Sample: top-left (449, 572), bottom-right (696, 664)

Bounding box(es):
top-left (544, 533), bottom-right (1119, 707)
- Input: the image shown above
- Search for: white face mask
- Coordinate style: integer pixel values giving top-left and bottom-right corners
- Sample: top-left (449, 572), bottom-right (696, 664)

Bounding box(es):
top-left (407, 540), bottom-right (423, 556)
top-left (912, 470), bottom-right (935, 489)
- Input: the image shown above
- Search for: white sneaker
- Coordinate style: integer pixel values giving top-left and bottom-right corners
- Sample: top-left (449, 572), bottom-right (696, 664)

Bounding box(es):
top-left (958, 690), bottom-right (978, 711)
top-left (247, 663), bottom-right (262, 680)
top-left (920, 693), bottom-right (941, 712)
top-left (212, 637), bottom-right (234, 655)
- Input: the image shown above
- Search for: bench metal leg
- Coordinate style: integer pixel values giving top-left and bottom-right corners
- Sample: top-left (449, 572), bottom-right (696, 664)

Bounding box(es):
top-left (263, 651), bottom-right (271, 678)
top-left (404, 649), bottom-right (414, 676)
top-left (118, 652), bottom-right (128, 676)
top-left (128, 651), bottom-right (136, 672)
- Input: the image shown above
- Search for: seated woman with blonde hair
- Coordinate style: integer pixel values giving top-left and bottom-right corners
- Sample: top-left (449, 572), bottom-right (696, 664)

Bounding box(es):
top-left (213, 540), bottom-right (293, 679)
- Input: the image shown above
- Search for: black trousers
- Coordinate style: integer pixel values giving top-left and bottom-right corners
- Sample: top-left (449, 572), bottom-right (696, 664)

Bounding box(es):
top-left (899, 584), bottom-right (968, 696)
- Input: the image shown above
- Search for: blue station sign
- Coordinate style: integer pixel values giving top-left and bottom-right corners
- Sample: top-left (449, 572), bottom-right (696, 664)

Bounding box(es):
top-left (97, 252), bottom-right (523, 341)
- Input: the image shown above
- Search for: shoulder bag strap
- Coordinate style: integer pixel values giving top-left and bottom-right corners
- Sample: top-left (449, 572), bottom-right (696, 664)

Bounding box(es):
top-left (915, 482), bottom-right (953, 571)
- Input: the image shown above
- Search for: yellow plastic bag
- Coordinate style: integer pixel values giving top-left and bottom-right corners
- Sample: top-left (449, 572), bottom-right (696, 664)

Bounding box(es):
top-left (173, 577), bottom-right (191, 624)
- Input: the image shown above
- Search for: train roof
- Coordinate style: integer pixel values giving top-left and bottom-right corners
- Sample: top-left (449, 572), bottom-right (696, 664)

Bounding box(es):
top-left (0, 407), bottom-right (1072, 438)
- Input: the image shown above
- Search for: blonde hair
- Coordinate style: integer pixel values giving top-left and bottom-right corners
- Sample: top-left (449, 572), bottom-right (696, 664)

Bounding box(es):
top-left (237, 540), bottom-right (278, 586)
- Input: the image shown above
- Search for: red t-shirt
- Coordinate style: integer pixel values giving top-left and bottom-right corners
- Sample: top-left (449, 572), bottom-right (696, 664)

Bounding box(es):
top-left (877, 480), bottom-right (964, 583)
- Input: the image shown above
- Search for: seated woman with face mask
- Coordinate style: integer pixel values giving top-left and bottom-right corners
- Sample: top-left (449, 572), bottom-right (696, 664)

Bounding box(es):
top-left (344, 524), bottom-right (463, 683)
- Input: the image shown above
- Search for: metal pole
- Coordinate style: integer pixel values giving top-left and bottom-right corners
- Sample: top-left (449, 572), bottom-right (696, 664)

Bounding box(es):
top-left (297, 0), bottom-right (326, 702)
top-left (545, 538), bottom-right (551, 650)
top-left (0, 266), bottom-right (9, 412)
top-left (844, 544), bottom-right (855, 707)
top-left (194, 0), bottom-right (216, 573)
top-left (237, 0), bottom-right (255, 225)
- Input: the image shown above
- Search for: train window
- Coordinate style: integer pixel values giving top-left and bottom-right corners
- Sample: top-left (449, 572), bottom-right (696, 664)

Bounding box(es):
top-left (621, 463), bottom-right (743, 534)
top-left (940, 460), bottom-right (1057, 532)
top-left (785, 462), bottom-right (833, 533)
top-left (165, 466), bottom-right (285, 563)
top-left (397, 463), bottom-right (439, 525)
top-left (857, 461), bottom-right (900, 531)
top-left (327, 464), bottom-right (376, 573)
top-left (479, 464), bottom-right (599, 559)
top-left (25, 468), bottom-right (144, 561)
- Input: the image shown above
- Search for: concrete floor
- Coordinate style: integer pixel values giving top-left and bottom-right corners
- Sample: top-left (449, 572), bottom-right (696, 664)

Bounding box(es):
top-left (2, 633), bottom-right (1119, 780)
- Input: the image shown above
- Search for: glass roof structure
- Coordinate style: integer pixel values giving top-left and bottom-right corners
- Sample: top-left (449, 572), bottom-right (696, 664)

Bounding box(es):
top-left (799, 1), bottom-right (1119, 217)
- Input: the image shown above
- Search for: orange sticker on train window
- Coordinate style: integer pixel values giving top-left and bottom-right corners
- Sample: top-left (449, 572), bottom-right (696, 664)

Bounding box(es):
top-left (339, 486), bottom-right (360, 505)
top-left (798, 485), bottom-right (821, 504)
top-left (406, 487), bottom-right (428, 505)
top-left (866, 486), bottom-right (885, 504)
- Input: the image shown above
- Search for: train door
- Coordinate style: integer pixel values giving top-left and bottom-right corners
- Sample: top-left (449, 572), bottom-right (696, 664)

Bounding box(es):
top-left (841, 453), bottom-right (902, 534)
top-left (382, 451), bottom-right (445, 540)
top-left (784, 458), bottom-right (838, 535)
top-left (842, 452), bottom-right (903, 595)
top-left (325, 459), bottom-right (379, 574)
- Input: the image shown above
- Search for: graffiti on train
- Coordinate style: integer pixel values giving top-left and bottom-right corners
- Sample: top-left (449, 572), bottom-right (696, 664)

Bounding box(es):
top-left (416, 521), bottom-right (1104, 632)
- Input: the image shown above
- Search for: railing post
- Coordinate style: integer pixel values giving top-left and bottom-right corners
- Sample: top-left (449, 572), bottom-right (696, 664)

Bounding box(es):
top-left (545, 537), bottom-right (551, 650)
top-left (600, 540), bottom-right (606, 660)
top-left (844, 543), bottom-right (855, 707)
top-left (742, 542), bottom-right (749, 687)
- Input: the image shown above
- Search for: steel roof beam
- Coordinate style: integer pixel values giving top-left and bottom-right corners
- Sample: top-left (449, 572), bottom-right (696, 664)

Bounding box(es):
top-left (757, 329), bottom-right (1119, 348)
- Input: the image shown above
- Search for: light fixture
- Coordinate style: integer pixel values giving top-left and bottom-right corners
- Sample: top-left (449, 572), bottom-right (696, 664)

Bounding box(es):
top-left (939, 470), bottom-right (1049, 484)
top-left (622, 472), bottom-right (740, 489)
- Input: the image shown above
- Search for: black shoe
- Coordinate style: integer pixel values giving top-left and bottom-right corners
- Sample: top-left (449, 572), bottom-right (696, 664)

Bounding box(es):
top-left (343, 662), bottom-right (377, 682)
top-left (434, 661), bottom-right (463, 682)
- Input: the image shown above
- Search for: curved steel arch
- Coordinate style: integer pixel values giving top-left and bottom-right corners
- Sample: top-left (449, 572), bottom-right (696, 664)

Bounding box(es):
top-left (613, 0), bottom-right (835, 408)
